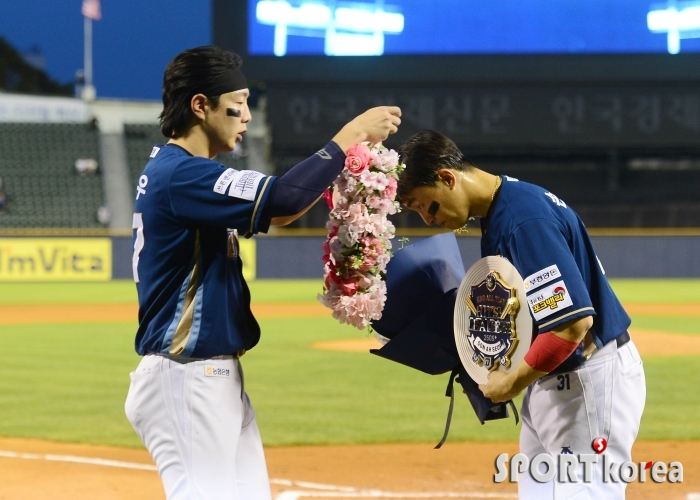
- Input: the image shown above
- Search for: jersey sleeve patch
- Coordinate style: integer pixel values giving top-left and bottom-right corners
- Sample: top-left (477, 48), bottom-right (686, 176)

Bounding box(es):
top-left (228, 170), bottom-right (266, 201)
top-left (527, 279), bottom-right (574, 321)
top-left (213, 168), bottom-right (238, 195)
top-left (524, 264), bottom-right (561, 292)
top-left (149, 146), bottom-right (160, 158)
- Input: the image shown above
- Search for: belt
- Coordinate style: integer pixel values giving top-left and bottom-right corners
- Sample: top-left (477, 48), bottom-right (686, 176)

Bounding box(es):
top-left (616, 331), bottom-right (631, 348)
top-left (149, 350), bottom-right (244, 363)
top-left (582, 330), bottom-right (630, 360)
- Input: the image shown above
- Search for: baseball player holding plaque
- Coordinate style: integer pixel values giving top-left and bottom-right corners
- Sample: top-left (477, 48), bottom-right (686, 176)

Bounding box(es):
top-left (396, 130), bottom-right (645, 500)
top-left (125, 45), bottom-right (401, 499)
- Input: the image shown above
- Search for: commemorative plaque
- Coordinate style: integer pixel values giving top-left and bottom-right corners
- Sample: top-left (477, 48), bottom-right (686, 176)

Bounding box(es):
top-left (454, 256), bottom-right (533, 385)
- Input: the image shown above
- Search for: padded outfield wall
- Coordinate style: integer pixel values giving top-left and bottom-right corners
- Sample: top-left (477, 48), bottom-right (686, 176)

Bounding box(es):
top-left (250, 233), bottom-right (700, 279)
top-left (0, 232), bottom-right (698, 282)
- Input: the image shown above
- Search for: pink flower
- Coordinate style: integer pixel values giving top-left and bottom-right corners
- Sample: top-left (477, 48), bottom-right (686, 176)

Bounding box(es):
top-left (339, 276), bottom-right (358, 296)
top-left (360, 170), bottom-right (389, 191)
top-left (322, 189), bottom-right (334, 209)
top-left (385, 177), bottom-right (397, 199)
top-left (366, 213), bottom-right (388, 236)
top-left (322, 239), bottom-right (331, 263)
top-left (342, 203), bottom-right (368, 225)
top-left (345, 143), bottom-right (371, 175)
top-left (379, 149), bottom-right (400, 171)
top-left (369, 150), bottom-right (382, 168)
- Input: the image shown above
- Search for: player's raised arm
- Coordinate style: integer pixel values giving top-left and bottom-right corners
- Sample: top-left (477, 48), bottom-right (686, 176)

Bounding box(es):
top-left (266, 106), bottom-right (402, 226)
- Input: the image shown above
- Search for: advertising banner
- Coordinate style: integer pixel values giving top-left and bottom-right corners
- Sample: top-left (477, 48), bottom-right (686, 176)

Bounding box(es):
top-left (0, 238), bottom-right (112, 281)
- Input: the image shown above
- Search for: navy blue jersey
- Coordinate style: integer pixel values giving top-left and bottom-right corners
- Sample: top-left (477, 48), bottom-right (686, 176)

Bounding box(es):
top-left (481, 176), bottom-right (630, 359)
top-left (131, 144), bottom-right (276, 358)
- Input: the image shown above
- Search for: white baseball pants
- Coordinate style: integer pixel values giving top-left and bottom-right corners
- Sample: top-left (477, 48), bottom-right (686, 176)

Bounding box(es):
top-left (518, 338), bottom-right (646, 500)
top-left (125, 354), bottom-right (272, 500)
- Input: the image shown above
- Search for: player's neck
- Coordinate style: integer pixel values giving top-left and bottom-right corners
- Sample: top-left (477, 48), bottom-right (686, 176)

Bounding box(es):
top-left (462, 169), bottom-right (500, 219)
top-left (168, 125), bottom-right (219, 159)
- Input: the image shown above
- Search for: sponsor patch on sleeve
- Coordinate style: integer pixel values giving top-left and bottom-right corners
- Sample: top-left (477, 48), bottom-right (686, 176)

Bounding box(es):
top-left (204, 365), bottom-right (231, 378)
top-left (228, 170), bottom-right (266, 201)
top-left (149, 146), bottom-right (160, 158)
top-left (526, 280), bottom-right (574, 321)
top-left (213, 168), bottom-right (238, 195)
top-left (504, 176), bottom-right (518, 182)
top-left (524, 264), bottom-right (561, 292)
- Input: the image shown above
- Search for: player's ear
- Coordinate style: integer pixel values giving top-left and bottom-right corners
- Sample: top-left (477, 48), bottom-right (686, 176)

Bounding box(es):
top-left (436, 169), bottom-right (456, 189)
top-left (190, 93), bottom-right (208, 121)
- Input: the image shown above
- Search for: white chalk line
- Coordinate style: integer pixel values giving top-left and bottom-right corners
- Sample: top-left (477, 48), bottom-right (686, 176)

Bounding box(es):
top-left (0, 450), bottom-right (517, 499)
top-left (270, 479), bottom-right (517, 499)
top-left (0, 450), bottom-right (158, 471)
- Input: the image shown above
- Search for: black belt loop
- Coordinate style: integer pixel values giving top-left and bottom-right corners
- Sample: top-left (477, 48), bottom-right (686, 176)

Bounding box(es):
top-left (435, 368), bottom-right (460, 449)
top-left (616, 331), bottom-right (631, 348)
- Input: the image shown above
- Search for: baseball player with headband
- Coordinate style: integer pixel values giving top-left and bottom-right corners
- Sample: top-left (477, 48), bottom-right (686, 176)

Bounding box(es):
top-left (124, 45), bottom-right (401, 500)
top-left (396, 130), bottom-right (645, 499)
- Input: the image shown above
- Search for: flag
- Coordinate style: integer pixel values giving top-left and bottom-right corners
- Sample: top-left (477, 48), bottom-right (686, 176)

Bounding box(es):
top-left (81, 0), bottom-right (101, 21)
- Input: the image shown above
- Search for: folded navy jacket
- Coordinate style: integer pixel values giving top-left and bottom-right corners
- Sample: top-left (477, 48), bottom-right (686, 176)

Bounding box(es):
top-left (371, 232), bottom-right (513, 424)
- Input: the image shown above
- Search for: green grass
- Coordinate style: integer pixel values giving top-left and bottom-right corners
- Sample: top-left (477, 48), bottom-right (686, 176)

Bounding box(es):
top-left (627, 316), bottom-right (700, 336)
top-left (609, 279), bottom-right (700, 303)
top-left (0, 279), bottom-right (323, 305)
top-left (0, 322), bottom-right (142, 446)
top-left (608, 278), bottom-right (700, 336)
top-left (246, 317), bottom-right (523, 446)
top-left (641, 356), bottom-right (700, 440)
top-left (0, 279), bottom-right (697, 447)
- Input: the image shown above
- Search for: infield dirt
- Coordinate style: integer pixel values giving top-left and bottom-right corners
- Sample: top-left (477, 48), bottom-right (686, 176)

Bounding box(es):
top-left (0, 438), bottom-right (696, 499)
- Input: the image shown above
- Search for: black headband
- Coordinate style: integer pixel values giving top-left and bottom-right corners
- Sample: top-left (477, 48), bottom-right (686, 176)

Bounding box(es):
top-left (199, 67), bottom-right (247, 97)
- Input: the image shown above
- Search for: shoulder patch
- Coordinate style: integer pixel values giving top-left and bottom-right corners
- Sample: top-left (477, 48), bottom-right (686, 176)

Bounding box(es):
top-left (524, 264), bottom-right (561, 292)
top-left (213, 168), bottom-right (238, 195)
top-left (149, 146), bottom-right (160, 158)
top-left (527, 280), bottom-right (574, 321)
top-left (228, 170), bottom-right (266, 201)
top-left (504, 176), bottom-right (518, 182)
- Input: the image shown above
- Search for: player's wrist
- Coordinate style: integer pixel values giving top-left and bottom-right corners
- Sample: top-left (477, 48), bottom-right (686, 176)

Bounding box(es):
top-left (332, 124), bottom-right (367, 154)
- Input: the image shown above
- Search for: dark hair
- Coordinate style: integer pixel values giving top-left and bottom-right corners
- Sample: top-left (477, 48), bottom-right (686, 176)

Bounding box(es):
top-left (396, 130), bottom-right (474, 201)
top-left (160, 46), bottom-right (242, 138)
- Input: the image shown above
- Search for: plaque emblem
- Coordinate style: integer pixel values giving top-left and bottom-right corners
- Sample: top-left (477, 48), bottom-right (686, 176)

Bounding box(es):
top-left (454, 257), bottom-right (532, 385)
top-left (465, 271), bottom-right (519, 371)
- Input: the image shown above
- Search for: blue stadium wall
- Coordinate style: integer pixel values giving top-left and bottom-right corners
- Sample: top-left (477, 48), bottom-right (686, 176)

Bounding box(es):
top-left (111, 234), bottom-right (700, 279)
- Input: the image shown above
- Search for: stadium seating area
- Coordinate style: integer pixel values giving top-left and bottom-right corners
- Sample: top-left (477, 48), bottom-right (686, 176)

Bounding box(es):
top-left (1, 120), bottom-right (696, 230)
top-left (124, 124), bottom-right (167, 188)
top-left (0, 123), bottom-right (105, 228)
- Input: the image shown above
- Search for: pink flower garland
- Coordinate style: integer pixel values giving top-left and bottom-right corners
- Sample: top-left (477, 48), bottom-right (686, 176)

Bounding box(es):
top-left (318, 143), bottom-right (405, 329)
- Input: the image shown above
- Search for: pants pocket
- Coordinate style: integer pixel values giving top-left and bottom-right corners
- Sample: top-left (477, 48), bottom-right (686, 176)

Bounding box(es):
top-left (124, 363), bottom-right (155, 430)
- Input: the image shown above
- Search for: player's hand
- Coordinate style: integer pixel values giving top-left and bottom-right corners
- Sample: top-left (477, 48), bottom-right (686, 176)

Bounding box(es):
top-left (332, 106), bottom-right (402, 153)
top-left (478, 370), bottom-right (520, 403)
